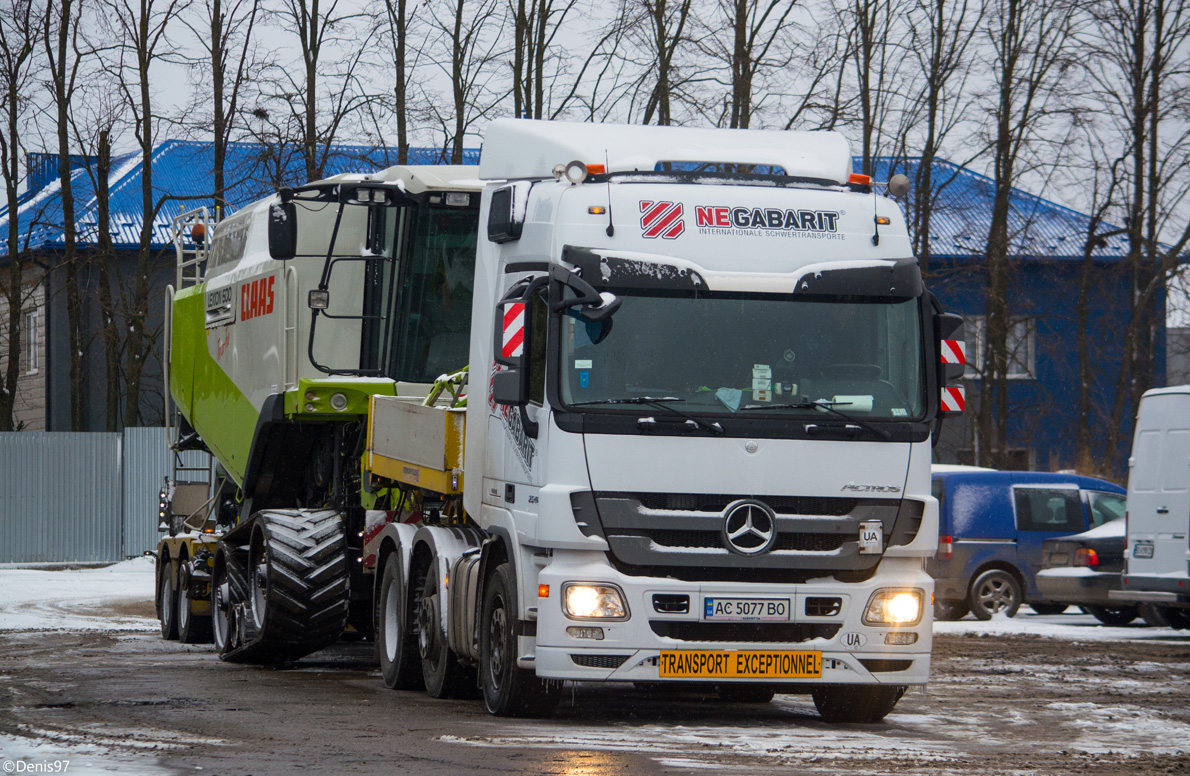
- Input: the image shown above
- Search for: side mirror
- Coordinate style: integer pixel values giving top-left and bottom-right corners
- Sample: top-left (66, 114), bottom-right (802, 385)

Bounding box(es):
top-left (487, 183), bottom-right (527, 243)
top-left (268, 198), bottom-right (297, 261)
top-left (492, 298), bottom-right (529, 406)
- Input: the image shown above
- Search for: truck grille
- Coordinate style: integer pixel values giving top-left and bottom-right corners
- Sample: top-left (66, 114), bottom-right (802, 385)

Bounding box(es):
top-left (585, 492), bottom-right (923, 582)
top-left (571, 654), bottom-right (631, 669)
top-left (649, 621), bottom-right (840, 643)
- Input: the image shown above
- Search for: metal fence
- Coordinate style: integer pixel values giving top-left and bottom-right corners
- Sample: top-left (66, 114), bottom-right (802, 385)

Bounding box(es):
top-left (0, 428), bottom-right (207, 563)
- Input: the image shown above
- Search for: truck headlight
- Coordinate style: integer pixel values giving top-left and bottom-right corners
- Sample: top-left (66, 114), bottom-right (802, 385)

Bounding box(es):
top-left (863, 589), bottom-right (923, 626)
top-left (562, 583), bottom-right (628, 620)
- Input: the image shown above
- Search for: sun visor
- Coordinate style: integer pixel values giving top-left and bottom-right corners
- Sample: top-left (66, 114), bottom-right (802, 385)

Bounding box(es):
top-left (792, 259), bottom-right (922, 299)
top-left (563, 246), bottom-right (706, 291)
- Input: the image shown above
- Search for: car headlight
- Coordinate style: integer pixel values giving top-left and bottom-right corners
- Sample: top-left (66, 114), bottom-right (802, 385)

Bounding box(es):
top-left (863, 589), bottom-right (923, 626)
top-left (562, 583), bottom-right (628, 620)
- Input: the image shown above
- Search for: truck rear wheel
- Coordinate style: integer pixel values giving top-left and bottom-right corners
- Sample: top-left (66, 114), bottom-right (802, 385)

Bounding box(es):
top-left (378, 554), bottom-right (423, 690)
top-left (1084, 604), bottom-right (1138, 626)
top-left (811, 684), bottom-right (906, 723)
top-left (211, 550), bottom-right (232, 653)
top-left (177, 556), bottom-right (213, 644)
top-left (158, 555), bottom-right (178, 640)
top-left (480, 563), bottom-right (561, 717)
top-left (419, 560), bottom-right (478, 698)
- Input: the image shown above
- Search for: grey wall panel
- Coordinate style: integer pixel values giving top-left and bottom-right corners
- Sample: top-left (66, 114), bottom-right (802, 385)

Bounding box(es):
top-left (0, 432), bottom-right (122, 563)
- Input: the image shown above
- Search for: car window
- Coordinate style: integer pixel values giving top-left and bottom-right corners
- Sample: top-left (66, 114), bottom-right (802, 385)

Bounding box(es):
top-left (1013, 487), bottom-right (1084, 533)
top-left (1087, 491), bottom-right (1126, 527)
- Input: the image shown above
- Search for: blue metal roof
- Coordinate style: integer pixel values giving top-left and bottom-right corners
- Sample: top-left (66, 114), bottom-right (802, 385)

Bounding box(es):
top-left (862, 157), bottom-right (1133, 261)
top-left (0, 140), bottom-right (479, 256)
top-left (0, 143), bottom-right (1134, 261)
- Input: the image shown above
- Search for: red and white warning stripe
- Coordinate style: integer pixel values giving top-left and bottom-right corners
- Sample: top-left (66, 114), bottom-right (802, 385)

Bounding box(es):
top-left (941, 339), bottom-right (966, 365)
top-left (941, 386), bottom-right (966, 413)
top-left (639, 200), bottom-right (685, 239)
top-left (502, 302), bottom-right (525, 359)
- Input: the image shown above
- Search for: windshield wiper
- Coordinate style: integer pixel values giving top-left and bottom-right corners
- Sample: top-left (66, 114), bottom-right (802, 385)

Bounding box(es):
top-left (568, 396), bottom-right (724, 435)
top-left (741, 399), bottom-right (892, 441)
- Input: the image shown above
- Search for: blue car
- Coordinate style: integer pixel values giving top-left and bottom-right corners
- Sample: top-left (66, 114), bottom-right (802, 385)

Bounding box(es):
top-left (929, 468), bottom-right (1126, 620)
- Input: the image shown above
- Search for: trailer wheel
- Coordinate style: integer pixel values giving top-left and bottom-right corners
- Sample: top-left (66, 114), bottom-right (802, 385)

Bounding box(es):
top-left (418, 560), bottom-right (478, 699)
top-left (1139, 603), bottom-right (1170, 628)
top-left (480, 563), bottom-right (561, 717)
top-left (968, 569), bottom-right (1021, 620)
top-left (378, 554), bottom-right (423, 691)
top-left (1164, 607), bottom-right (1190, 630)
top-left (158, 554), bottom-right (178, 640)
top-left (177, 557), bottom-right (213, 644)
top-left (811, 684), bottom-right (906, 723)
top-left (211, 550), bottom-right (232, 654)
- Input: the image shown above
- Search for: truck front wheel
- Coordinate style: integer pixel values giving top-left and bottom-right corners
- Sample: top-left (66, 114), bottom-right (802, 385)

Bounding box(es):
top-left (378, 555), bottom-right (423, 690)
top-left (811, 684), bottom-right (906, 723)
top-left (480, 563), bottom-right (561, 717)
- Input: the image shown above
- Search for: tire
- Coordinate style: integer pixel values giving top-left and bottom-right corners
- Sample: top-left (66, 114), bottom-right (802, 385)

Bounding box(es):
top-left (377, 554), bottom-right (423, 691)
top-left (1027, 602), bottom-right (1068, 616)
top-left (419, 560), bottom-right (479, 699)
top-left (211, 550), bottom-right (232, 654)
top-left (1139, 603), bottom-right (1170, 628)
top-left (224, 509), bottom-right (350, 663)
top-left (934, 599), bottom-right (970, 621)
top-left (718, 684), bottom-right (776, 703)
top-left (811, 685), bottom-right (906, 723)
top-left (480, 563), bottom-right (561, 717)
top-left (968, 569), bottom-right (1022, 620)
top-left (1164, 607), bottom-right (1190, 630)
top-left (177, 556), bottom-right (213, 644)
top-left (158, 555), bottom-right (178, 640)
top-left (1084, 604), bottom-right (1138, 626)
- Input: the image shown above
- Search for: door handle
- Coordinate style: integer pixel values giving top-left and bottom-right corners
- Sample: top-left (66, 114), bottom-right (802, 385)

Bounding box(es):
top-left (1157, 506), bottom-right (1170, 514)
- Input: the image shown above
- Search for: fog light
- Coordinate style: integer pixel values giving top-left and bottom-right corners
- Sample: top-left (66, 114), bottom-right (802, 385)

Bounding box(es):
top-left (863, 589), bottom-right (923, 626)
top-left (329, 392), bottom-right (348, 411)
top-left (563, 583), bottom-right (628, 620)
top-left (305, 403), bottom-right (316, 412)
top-left (885, 632), bottom-right (918, 645)
top-left (566, 626), bottom-right (605, 640)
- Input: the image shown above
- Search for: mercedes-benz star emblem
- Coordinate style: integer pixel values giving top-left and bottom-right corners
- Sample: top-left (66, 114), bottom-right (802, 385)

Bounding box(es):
top-left (722, 500), bottom-right (777, 555)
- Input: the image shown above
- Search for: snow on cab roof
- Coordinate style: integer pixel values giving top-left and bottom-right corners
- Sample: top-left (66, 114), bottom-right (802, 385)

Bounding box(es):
top-left (479, 119), bottom-right (853, 185)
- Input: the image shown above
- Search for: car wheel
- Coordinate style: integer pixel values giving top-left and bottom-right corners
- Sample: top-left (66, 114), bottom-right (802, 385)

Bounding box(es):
top-left (933, 599), bottom-right (970, 621)
top-left (1084, 604), bottom-right (1138, 626)
top-left (968, 569), bottom-right (1022, 620)
top-left (1027, 602), bottom-right (1068, 616)
top-left (1164, 607), bottom-right (1190, 630)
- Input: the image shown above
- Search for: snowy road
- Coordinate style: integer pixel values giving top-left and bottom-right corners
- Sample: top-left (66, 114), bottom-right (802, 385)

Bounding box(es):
top-left (1, 560), bottom-right (1189, 775)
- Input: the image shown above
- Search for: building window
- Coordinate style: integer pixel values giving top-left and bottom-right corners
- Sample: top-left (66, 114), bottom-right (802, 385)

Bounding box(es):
top-left (20, 308), bottom-right (37, 374)
top-left (965, 315), bottom-right (1035, 379)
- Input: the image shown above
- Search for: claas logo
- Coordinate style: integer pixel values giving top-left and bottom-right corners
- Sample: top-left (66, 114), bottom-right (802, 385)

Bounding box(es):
top-left (241, 276), bottom-right (276, 321)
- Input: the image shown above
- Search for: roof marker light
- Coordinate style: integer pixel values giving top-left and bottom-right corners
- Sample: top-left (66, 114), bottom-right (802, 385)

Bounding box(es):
top-left (849, 173), bottom-right (871, 185)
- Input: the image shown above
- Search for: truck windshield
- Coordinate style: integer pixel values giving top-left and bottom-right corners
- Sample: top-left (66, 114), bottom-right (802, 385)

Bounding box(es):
top-left (558, 290), bottom-right (924, 420)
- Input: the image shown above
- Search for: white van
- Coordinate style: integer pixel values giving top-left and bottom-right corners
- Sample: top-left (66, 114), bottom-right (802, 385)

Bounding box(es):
top-left (1113, 386), bottom-right (1190, 627)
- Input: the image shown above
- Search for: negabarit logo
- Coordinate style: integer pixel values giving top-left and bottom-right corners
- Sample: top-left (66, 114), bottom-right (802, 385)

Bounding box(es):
top-left (639, 200), bottom-right (685, 239)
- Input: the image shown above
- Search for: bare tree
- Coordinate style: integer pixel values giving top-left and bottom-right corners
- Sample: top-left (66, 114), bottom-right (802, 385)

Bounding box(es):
top-left (975, 0), bottom-right (1080, 468)
top-left (1083, 0), bottom-right (1190, 470)
top-left (180, 0), bottom-right (261, 214)
top-left (105, 0), bottom-right (187, 426)
top-left (696, 0), bottom-right (799, 128)
top-left (43, 0), bottom-right (90, 431)
top-left (266, 0), bottom-right (374, 181)
top-left (0, 0), bottom-right (40, 432)
top-left (424, 0), bottom-right (506, 162)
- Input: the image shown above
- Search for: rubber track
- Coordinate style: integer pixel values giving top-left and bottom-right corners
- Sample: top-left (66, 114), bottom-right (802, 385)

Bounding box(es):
top-left (222, 509), bottom-right (350, 663)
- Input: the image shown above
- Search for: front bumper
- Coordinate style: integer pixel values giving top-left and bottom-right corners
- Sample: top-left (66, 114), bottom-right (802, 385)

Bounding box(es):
top-left (532, 553), bottom-right (932, 686)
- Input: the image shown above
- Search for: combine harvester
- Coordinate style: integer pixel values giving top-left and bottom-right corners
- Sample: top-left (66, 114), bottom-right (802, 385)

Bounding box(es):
top-left (155, 120), bottom-right (965, 722)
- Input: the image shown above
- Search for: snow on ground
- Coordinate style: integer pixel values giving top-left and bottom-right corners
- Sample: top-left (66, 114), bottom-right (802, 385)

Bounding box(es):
top-left (0, 556), bottom-right (157, 632)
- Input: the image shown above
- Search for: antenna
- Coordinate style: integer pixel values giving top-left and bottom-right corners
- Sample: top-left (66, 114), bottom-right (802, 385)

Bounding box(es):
top-left (604, 150), bottom-right (614, 237)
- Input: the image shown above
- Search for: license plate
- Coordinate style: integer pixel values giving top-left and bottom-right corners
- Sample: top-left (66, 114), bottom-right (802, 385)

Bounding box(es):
top-left (659, 650), bottom-right (822, 679)
top-left (703, 597), bottom-right (790, 621)
top-left (1049, 552), bottom-right (1069, 565)
top-left (1134, 541), bottom-right (1155, 558)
